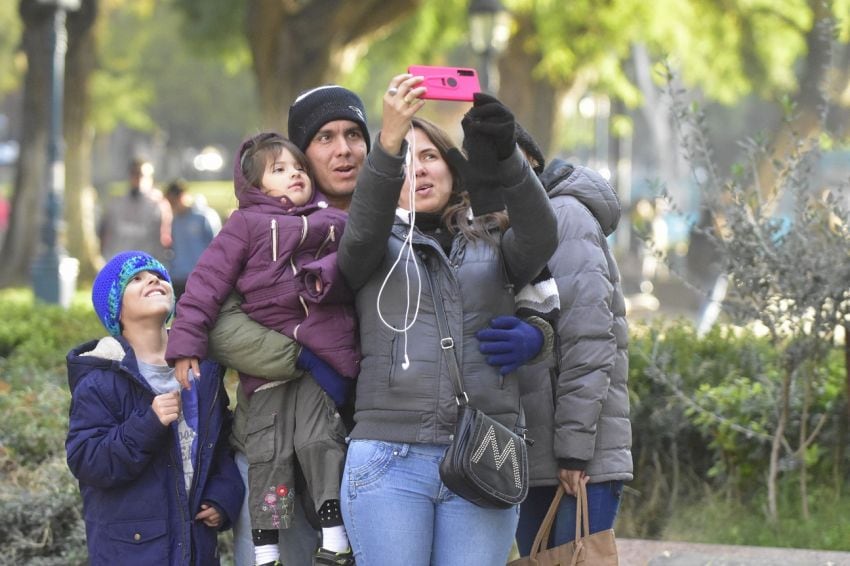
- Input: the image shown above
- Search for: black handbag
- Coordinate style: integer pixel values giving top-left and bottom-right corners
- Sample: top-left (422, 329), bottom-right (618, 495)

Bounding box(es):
top-left (440, 402), bottom-right (529, 508)
top-left (426, 266), bottom-right (529, 509)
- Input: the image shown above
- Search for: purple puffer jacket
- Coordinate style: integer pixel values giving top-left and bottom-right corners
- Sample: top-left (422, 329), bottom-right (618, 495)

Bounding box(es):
top-left (165, 137), bottom-right (360, 380)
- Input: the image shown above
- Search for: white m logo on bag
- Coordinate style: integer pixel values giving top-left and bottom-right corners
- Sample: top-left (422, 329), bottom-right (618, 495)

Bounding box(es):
top-left (470, 425), bottom-right (522, 489)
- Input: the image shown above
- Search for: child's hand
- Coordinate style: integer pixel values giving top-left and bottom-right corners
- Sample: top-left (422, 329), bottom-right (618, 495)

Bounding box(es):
top-left (151, 391), bottom-right (181, 426)
top-left (195, 503), bottom-right (222, 528)
top-left (175, 357), bottom-right (201, 390)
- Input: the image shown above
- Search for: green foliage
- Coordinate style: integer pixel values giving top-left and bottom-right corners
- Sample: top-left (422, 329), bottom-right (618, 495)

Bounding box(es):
top-left (626, 320), bottom-right (849, 537)
top-left (0, 456), bottom-right (88, 565)
top-left (0, 1), bottom-right (23, 96)
top-left (92, 1), bottom-right (258, 145)
top-left (171, 0), bottom-right (250, 69)
top-left (0, 289), bottom-right (103, 370)
top-left (0, 288), bottom-right (98, 562)
top-left (0, 370), bottom-right (71, 465)
top-left (347, 0), bottom-right (470, 121)
top-left (662, 484), bottom-right (850, 551)
top-left (0, 288), bottom-right (100, 466)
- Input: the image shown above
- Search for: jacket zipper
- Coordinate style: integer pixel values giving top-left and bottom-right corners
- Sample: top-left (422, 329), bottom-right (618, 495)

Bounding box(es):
top-left (314, 225), bottom-right (336, 258)
top-left (170, 448), bottom-right (190, 563)
top-left (290, 216), bottom-right (309, 274)
top-left (270, 218), bottom-right (279, 262)
top-left (189, 380), bottom-right (219, 504)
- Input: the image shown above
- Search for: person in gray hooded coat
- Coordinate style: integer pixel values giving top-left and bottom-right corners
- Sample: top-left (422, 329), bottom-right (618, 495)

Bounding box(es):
top-left (514, 157), bottom-right (633, 554)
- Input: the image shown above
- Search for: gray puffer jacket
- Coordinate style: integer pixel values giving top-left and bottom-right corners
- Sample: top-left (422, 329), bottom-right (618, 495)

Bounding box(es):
top-left (519, 160), bottom-right (632, 486)
top-left (339, 140), bottom-right (557, 445)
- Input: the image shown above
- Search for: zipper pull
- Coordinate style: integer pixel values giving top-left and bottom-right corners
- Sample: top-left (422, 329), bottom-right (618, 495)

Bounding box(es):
top-left (271, 218), bottom-right (278, 262)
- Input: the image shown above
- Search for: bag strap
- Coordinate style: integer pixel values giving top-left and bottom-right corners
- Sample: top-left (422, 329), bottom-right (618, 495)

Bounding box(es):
top-left (530, 483), bottom-right (592, 562)
top-left (529, 484), bottom-right (565, 558)
top-left (568, 482), bottom-right (590, 565)
top-left (579, 481), bottom-right (591, 540)
top-left (423, 262), bottom-right (468, 405)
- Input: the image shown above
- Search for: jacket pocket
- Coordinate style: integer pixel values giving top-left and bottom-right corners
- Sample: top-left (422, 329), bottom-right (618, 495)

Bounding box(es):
top-left (99, 519), bottom-right (168, 564)
top-left (245, 412), bottom-right (276, 464)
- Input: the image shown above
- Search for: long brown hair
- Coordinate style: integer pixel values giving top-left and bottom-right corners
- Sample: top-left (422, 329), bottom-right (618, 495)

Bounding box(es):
top-left (410, 118), bottom-right (509, 245)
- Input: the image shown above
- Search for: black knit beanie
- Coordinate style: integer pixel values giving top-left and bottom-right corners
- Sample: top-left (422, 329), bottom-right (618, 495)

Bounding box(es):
top-left (288, 85), bottom-right (371, 153)
top-left (515, 122), bottom-right (545, 176)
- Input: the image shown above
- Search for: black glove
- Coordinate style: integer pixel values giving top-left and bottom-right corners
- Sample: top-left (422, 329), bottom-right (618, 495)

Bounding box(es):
top-left (445, 148), bottom-right (504, 216)
top-left (463, 92), bottom-right (517, 161)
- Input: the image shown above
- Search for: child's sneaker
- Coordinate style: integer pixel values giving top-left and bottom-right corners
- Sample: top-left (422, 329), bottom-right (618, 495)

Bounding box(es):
top-left (313, 547), bottom-right (354, 566)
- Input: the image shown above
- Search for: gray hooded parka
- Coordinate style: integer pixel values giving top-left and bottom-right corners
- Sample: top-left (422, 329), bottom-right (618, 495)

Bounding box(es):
top-left (519, 160), bottom-right (633, 486)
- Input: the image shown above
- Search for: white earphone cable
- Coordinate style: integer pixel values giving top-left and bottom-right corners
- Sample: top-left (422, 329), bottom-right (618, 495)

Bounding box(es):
top-left (375, 124), bottom-right (422, 370)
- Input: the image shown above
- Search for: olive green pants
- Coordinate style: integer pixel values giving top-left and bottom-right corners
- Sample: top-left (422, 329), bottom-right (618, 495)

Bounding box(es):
top-left (233, 376), bottom-right (347, 531)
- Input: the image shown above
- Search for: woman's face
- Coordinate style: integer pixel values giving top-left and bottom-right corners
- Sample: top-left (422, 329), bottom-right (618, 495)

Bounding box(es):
top-left (398, 127), bottom-right (453, 214)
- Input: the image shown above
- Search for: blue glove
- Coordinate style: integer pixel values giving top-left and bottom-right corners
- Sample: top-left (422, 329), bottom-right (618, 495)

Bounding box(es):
top-left (476, 316), bottom-right (543, 375)
top-left (296, 347), bottom-right (351, 406)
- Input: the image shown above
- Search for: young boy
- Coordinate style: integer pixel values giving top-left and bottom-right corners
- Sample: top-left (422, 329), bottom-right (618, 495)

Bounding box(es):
top-left (165, 132), bottom-right (357, 566)
top-left (66, 251), bottom-right (244, 566)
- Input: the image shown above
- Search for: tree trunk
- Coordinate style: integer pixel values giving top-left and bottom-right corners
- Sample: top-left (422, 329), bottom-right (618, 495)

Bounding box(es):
top-left (799, 366), bottom-right (811, 521)
top-left (755, 0), bottom-right (832, 199)
top-left (0, 1), bottom-right (54, 288)
top-left (64, 0), bottom-right (99, 280)
top-left (767, 364), bottom-right (792, 522)
top-left (497, 12), bottom-right (557, 158)
top-left (845, 323), bottom-right (850, 428)
top-left (245, 0), bottom-right (423, 129)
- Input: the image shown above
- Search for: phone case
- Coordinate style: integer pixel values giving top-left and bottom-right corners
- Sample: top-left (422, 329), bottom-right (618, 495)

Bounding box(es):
top-left (407, 65), bottom-right (481, 102)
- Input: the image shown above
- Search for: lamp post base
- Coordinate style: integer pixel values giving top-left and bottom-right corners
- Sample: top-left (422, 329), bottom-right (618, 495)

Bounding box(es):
top-left (32, 252), bottom-right (79, 309)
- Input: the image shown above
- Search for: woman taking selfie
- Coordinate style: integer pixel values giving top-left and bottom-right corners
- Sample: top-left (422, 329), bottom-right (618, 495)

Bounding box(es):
top-left (336, 73), bottom-right (558, 566)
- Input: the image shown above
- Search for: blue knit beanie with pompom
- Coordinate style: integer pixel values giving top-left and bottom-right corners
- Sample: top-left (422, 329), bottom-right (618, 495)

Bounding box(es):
top-left (92, 251), bottom-right (172, 336)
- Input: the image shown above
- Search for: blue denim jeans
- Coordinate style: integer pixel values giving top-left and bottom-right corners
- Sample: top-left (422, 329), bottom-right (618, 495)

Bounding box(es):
top-left (515, 481), bottom-right (623, 556)
top-left (341, 440), bottom-right (520, 566)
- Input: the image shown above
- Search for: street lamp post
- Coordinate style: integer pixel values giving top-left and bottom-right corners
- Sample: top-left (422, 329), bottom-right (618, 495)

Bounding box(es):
top-left (468, 0), bottom-right (511, 93)
top-left (32, 0), bottom-right (80, 307)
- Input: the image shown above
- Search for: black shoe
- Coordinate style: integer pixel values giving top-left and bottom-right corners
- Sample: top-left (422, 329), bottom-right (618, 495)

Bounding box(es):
top-left (257, 561), bottom-right (282, 566)
top-left (313, 547), bottom-right (354, 566)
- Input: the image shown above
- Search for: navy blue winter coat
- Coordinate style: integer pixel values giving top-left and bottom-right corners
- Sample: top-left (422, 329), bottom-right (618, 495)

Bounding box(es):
top-left (65, 336), bottom-right (244, 566)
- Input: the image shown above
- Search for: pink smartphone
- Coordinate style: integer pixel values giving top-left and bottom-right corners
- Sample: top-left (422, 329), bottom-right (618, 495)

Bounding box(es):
top-left (407, 65), bottom-right (481, 102)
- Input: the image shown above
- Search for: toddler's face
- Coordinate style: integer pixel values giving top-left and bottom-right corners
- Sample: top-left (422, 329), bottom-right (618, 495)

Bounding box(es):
top-left (261, 148), bottom-right (313, 206)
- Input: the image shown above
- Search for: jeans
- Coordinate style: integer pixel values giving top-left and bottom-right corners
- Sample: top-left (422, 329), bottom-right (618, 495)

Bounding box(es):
top-left (340, 440), bottom-right (519, 566)
top-left (232, 450), bottom-right (319, 566)
top-left (515, 481), bottom-right (623, 556)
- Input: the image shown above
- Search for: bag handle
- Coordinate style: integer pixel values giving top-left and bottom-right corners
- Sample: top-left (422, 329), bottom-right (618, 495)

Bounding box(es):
top-left (529, 484), bottom-right (564, 558)
top-left (528, 483), bottom-right (591, 565)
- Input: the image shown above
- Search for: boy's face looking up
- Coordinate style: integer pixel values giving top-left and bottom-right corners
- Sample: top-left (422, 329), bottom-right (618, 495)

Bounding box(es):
top-left (120, 270), bottom-right (173, 331)
top-left (304, 119), bottom-right (367, 209)
top-left (260, 147), bottom-right (313, 206)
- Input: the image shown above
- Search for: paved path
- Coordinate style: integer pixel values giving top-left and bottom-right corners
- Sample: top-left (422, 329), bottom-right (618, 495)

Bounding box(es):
top-left (617, 539), bottom-right (850, 566)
